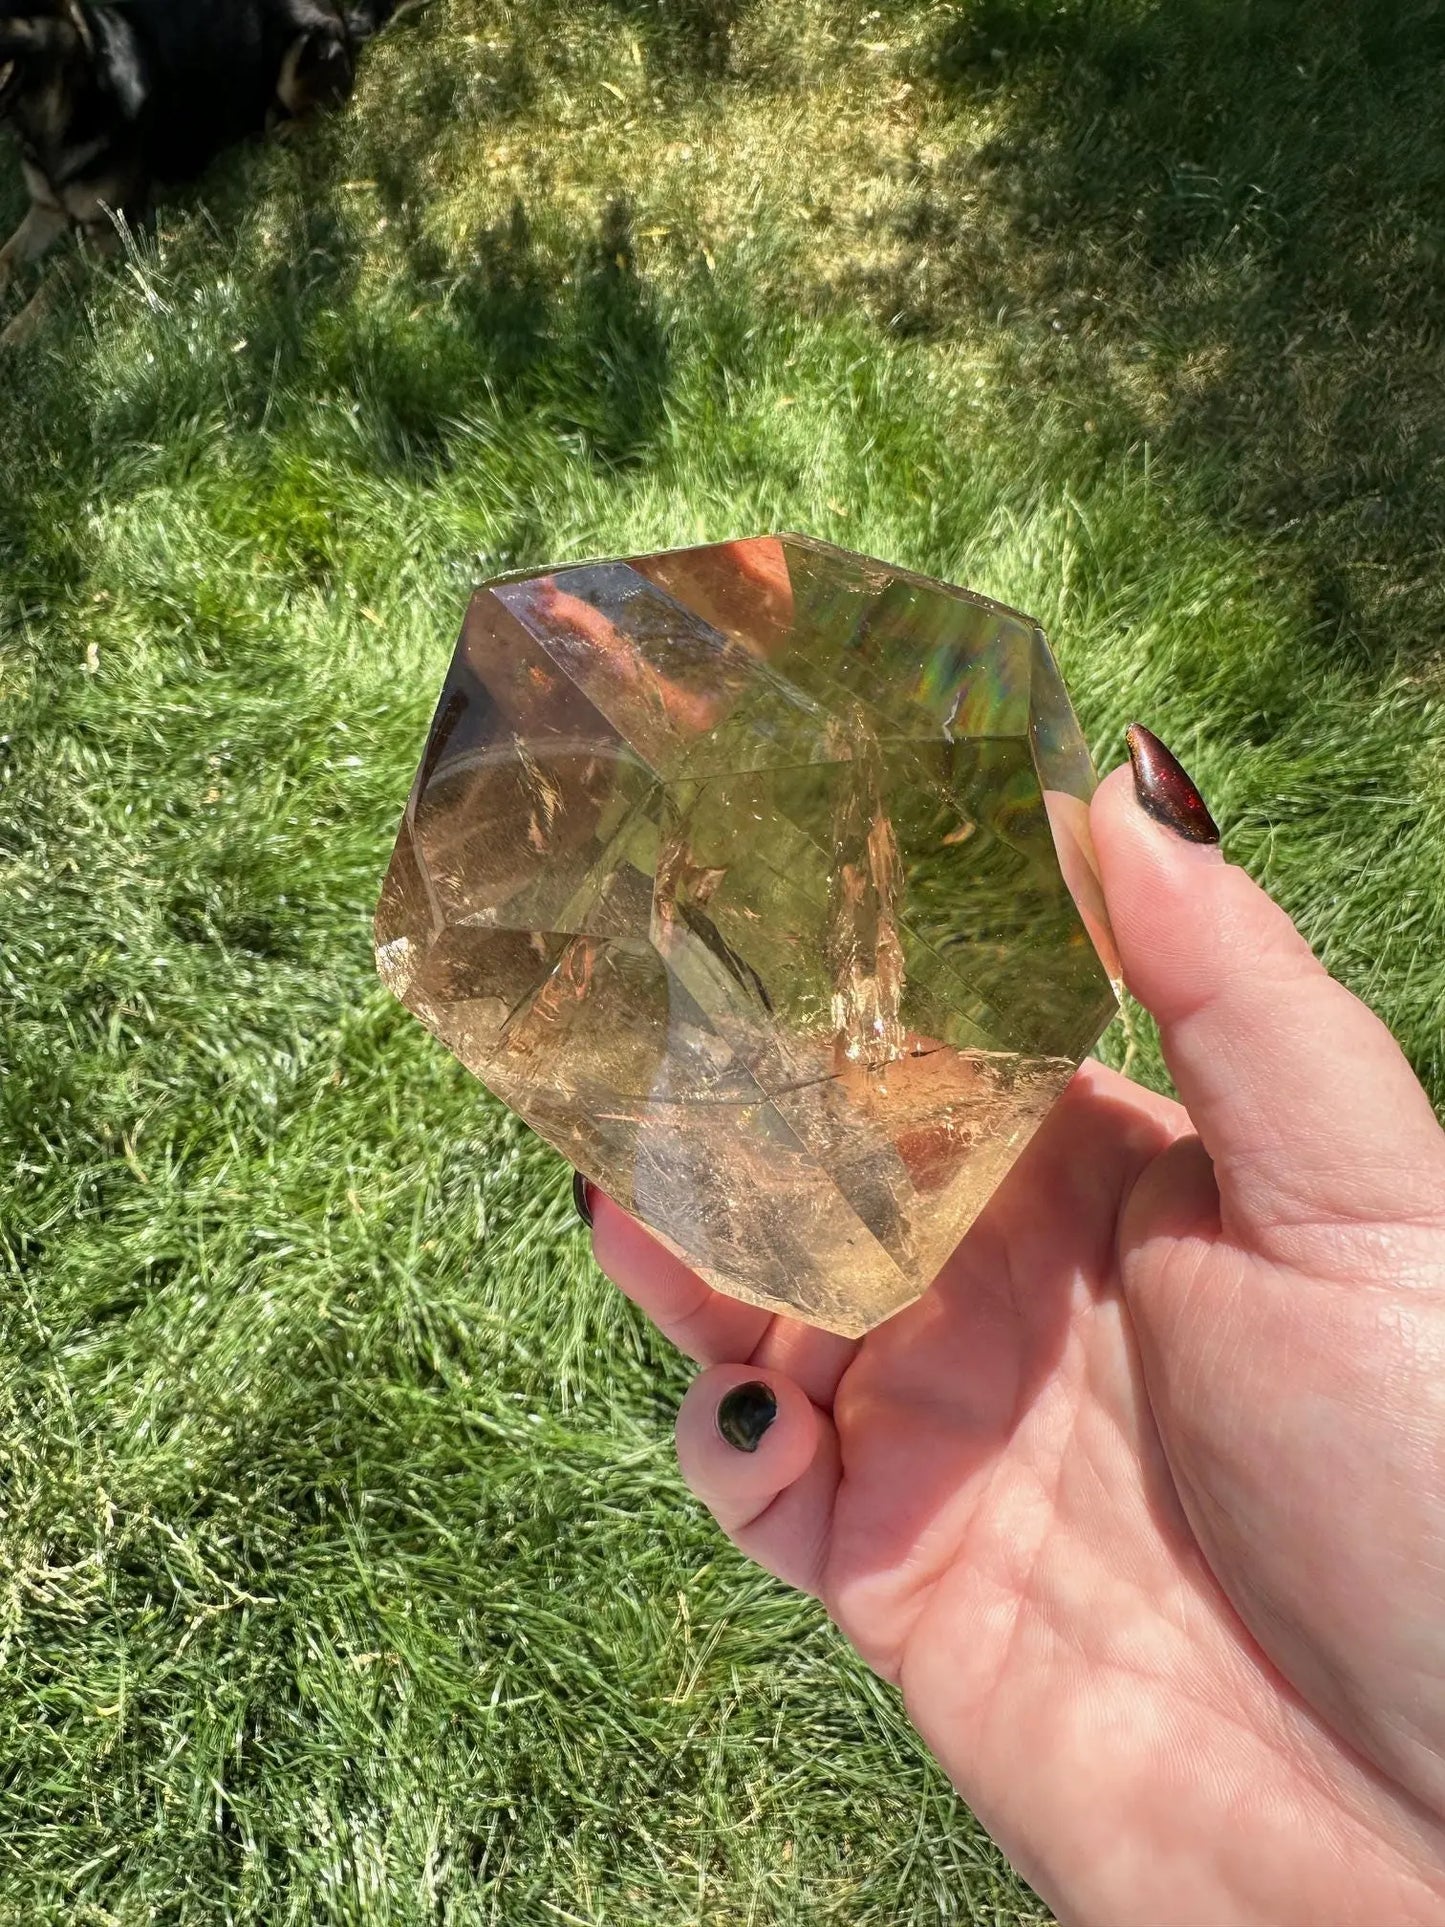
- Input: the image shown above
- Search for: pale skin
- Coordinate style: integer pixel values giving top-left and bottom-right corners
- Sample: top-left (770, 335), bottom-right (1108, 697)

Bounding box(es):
top-left (588, 760), bottom-right (1445, 1926)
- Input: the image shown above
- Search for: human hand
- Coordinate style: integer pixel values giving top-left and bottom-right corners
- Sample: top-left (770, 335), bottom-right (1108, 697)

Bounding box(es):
top-left (583, 728), bottom-right (1445, 1926)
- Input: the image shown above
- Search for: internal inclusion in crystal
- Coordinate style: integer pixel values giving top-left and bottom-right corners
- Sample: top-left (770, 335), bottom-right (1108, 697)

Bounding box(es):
top-left (375, 534), bottom-right (1120, 1337)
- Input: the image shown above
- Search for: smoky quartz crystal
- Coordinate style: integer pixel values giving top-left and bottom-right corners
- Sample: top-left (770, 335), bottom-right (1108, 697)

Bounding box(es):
top-left (375, 535), bottom-right (1119, 1336)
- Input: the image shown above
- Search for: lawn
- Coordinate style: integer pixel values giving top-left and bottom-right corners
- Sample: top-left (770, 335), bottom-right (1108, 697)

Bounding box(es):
top-left (2, 0), bottom-right (1443, 1919)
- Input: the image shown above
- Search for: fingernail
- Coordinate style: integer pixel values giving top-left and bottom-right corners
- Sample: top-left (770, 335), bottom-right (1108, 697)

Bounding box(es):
top-left (1125, 724), bottom-right (1221, 845)
top-left (716, 1380), bottom-right (777, 1453)
top-left (571, 1169), bottom-right (594, 1227)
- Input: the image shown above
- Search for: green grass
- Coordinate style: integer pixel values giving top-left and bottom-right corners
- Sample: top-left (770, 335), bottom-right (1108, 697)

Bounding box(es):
top-left (2, 0), bottom-right (1444, 1918)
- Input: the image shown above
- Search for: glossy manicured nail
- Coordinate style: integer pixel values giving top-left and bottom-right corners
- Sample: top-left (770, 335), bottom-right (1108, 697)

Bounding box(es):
top-left (1125, 723), bottom-right (1221, 845)
top-left (572, 1169), bottom-right (595, 1227)
top-left (716, 1380), bottom-right (777, 1453)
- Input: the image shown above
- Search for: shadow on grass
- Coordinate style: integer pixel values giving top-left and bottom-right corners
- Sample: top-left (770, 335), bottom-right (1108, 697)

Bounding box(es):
top-left (0, 158), bottom-right (675, 597)
top-left (460, 193), bottom-right (673, 467)
top-left (863, 0), bottom-right (1445, 672)
top-left (184, 178), bottom-right (673, 483)
top-left (594, 0), bottom-right (755, 77)
top-left (290, 191), bottom-right (662, 468)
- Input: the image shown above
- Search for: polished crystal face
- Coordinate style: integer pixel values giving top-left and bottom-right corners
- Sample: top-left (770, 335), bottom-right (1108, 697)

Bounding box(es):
top-left (375, 535), bottom-right (1119, 1337)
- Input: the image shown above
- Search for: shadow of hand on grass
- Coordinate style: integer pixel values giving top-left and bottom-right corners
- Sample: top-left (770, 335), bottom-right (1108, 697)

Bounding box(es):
top-left (230, 176), bottom-right (672, 485)
top-left (594, 0), bottom-right (755, 78)
top-left (455, 193), bottom-right (673, 470)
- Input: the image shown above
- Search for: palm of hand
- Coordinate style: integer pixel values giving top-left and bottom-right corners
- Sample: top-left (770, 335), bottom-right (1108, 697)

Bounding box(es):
top-left (814, 1061), bottom-right (1367, 1921)
top-left (712, 1063), bottom-right (1308, 1919)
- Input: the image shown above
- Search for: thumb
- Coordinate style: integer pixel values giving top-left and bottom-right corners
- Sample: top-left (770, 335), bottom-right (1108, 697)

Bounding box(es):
top-left (1090, 729), bottom-right (1445, 1268)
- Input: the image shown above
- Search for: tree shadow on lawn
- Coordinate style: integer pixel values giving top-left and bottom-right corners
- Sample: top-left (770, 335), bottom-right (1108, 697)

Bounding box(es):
top-left (865, 0), bottom-right (1445, 675)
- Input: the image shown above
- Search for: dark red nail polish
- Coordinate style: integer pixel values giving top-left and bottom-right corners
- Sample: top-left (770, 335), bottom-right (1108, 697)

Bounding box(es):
top-left (716, 1380), bottom-right (777, 1453)
top-left (1125, 724), bottom-right (1221, 845)
top-left (572, 1169), bottom-right (595, 1227)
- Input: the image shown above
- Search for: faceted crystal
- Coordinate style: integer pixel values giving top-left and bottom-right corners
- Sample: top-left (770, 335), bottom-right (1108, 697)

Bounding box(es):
top-left (375, 535), bottom-right (1119, 1337)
